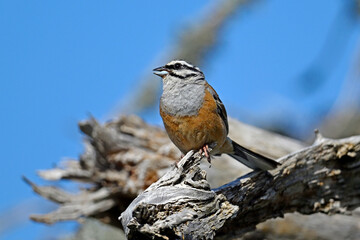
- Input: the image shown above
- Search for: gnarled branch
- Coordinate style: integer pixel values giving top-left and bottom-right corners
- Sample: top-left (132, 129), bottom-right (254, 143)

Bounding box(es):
top-left (25, 115), bottom-right (360, 239)
top-left (121, 134), bottom-right (360, 239)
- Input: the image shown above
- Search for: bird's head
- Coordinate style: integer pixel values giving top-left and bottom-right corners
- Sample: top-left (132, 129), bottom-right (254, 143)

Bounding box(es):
top-left (153, 60), bottom-right (205, 84)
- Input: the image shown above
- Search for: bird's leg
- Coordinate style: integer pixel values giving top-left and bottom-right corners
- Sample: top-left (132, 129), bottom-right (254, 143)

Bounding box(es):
top-left (201, 144), bottom-right (212, 163)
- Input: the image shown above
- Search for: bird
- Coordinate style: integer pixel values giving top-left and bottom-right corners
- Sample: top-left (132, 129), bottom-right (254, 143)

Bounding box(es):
top-left (153, 60), bottom-right (280, 170)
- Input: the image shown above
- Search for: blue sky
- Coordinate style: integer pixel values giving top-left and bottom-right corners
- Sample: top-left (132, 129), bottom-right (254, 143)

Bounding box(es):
top-left (1, 0), bottom-right (359, 239)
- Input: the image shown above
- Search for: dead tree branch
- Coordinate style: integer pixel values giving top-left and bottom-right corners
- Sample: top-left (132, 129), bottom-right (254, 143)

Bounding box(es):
top-left (120, 150), bottom-right (239, 240)
top-left (120, 133), bottom-right (360, 239)
top-left (25, 115), bottom-right (360, 239)
top-left (215, 134), bottom-right (360, 236)
top-left (26, 115), bottom-right (302, 226)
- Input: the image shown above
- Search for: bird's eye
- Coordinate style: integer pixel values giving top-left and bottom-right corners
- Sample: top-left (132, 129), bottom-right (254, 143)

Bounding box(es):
top-left (174, 63), bottom-right (181, 69)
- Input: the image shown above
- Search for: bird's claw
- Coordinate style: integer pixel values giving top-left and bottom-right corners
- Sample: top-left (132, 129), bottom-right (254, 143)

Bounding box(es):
top-left (199, 144), bottom-right (212, 164)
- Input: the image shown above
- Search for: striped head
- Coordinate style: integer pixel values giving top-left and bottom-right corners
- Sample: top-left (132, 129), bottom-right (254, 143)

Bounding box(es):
top-left (153, 60), bottom-right (205, 84)
top-left (154, 60), bottom-right (207, 116)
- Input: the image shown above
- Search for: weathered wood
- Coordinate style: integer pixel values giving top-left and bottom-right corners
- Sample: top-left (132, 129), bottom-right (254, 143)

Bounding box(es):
top-left (26, 116), bottom-right (179, 224)
top-left (215, 134), bottom-right (360, 236)
top-left (26, 115), bottom-right (303, 225)
top-left (120, 150), bottom-right (239, 240)
top-left (25, 115), bottom-right (360, 239)
top-left (122, 134), bottom-right (360, 239)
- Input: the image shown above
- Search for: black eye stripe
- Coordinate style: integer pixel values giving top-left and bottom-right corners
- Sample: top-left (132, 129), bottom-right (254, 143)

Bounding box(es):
top-left (168, 73), bottom-right (202, 81)
top-left (184, 73), bottom-right (197, 78)
top-left (165, 63), bottom-right (201, 73)
top-left (169, 72), bottom-right (185, 79)
top-left (165, 64), bottom-right (176, 70)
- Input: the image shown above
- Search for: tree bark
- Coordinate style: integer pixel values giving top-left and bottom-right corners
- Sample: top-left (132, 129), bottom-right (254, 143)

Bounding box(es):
top-left (25, 116), bottom-right (360, 239)
top-left (120, 133), bottom-right (360, 239)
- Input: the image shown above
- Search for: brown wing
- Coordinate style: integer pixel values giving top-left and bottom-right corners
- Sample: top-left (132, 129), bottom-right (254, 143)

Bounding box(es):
top-left (206, 84), bottom-right (229, 134)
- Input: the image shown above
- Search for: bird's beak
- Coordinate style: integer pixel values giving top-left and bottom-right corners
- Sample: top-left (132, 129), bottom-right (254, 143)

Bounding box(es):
top-left (153, 66), bottom-right (169, 77)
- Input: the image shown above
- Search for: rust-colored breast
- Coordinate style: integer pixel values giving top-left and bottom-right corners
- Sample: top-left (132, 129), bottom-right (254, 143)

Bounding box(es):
top-left (160, 87), bottom-right (228, 154)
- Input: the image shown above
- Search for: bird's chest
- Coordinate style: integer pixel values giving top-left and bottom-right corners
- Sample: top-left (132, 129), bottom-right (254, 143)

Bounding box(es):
top-left (160, 83), bottom-right (205, 117)
top-left (160, 86), bottom-right (226, 153)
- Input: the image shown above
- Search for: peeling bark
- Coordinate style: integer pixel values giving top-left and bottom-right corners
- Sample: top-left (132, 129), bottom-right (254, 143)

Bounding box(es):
top-left (26, 115), bottom-right (301, 225)
top-left (120, 151), bottom-right (239, 240)
top-left (216, 135), bottom-right (360, 236)
top-left (122, 135), bottom-right (360, 239)
top-left (25, 116), bottom-right (360, 239)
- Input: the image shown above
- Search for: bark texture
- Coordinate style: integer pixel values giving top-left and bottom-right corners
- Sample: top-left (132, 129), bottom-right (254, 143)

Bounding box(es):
top-left (120, 151), bottom-right (239, 240)
top-left (121, 133), bottom-right (360, 239)
top-left (25, 115), bottom-right (360, 239)
top-left (215, 133), bottom-right (360, 236)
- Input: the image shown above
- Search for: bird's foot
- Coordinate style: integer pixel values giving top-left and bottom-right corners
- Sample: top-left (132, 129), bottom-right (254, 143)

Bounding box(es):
top-left (199, 144), bottom-right (212, 164)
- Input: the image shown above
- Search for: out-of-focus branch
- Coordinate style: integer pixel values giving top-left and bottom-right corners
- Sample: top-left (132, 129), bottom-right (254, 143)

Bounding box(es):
top-left (26, 116), bottom-right (179, 226)
top-left (120, 0), bottom-right (256, 114)
top-left (227, 118), bottom-right (306, 159)
top-left (320, 38), bottom-right (360, 138)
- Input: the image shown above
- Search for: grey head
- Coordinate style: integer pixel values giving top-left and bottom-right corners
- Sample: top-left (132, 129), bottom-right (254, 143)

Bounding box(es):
top-left (153, 60), bottom-right (206, 116)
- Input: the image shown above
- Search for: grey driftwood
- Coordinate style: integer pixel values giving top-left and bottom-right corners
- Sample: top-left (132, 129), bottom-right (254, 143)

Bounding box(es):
top-left (120, 150), bottom-right (239, 240)
top-left (120, 131), bottom-right (360, 239)
top-left (25, 116), bottom-right (360, 239)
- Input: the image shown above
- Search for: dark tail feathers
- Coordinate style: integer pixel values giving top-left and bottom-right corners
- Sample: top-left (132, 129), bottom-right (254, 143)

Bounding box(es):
top-left (228, 140), bottom-right (280, 170)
